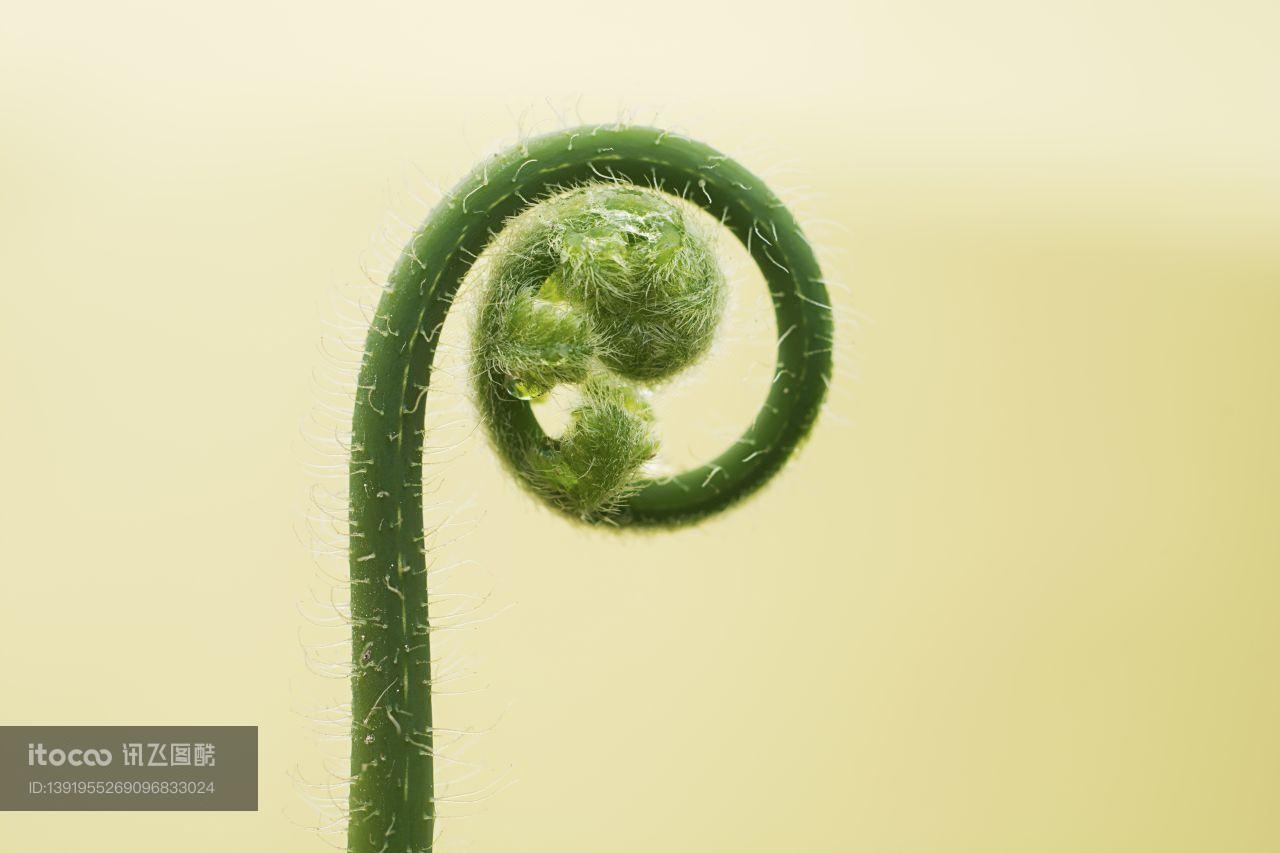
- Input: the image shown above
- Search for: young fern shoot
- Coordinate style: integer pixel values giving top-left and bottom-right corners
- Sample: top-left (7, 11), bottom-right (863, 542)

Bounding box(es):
top-left (347, 125), bottom-right (833, 853)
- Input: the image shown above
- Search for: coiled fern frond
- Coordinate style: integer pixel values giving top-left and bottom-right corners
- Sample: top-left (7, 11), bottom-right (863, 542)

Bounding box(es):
top-left (347, 125), bottom-right (833, 853)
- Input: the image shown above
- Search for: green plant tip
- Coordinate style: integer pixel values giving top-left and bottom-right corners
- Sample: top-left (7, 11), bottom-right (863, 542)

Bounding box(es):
top-left (473, 184), bottom-right (726, 518)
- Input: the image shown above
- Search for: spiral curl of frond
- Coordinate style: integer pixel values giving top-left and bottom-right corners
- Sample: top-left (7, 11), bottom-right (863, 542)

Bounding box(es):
top-left (346, 125), bottom-right (833, 853)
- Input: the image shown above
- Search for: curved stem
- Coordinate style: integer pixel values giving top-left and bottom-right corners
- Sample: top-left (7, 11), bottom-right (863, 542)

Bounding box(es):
top-left (347, 125), bottom-right (833, 852)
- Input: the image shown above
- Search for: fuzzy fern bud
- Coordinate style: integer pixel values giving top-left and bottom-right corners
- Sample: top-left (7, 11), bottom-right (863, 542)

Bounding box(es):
top-left (474, 183), bottom-right (726, 519)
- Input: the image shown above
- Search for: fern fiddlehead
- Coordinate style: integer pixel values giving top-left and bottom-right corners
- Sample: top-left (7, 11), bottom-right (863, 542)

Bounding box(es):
top-left (347, 125), bottom-right (833, 852)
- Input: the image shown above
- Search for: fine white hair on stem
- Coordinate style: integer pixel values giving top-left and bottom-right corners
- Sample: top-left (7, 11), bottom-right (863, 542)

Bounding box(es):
top-left (293, 122), bottom-right (507, 851)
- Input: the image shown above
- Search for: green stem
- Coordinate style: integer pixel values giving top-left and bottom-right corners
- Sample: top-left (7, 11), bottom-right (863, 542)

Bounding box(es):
top-left (348, 125), bottom-right (833, 852)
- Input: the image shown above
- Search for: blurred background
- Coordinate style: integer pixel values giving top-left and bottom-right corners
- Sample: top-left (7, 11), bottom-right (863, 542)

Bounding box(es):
top-left (1, 1), bottom-right (1277, 850)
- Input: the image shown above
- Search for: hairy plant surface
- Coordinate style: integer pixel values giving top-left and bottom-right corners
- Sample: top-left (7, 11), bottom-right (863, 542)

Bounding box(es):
top-left (347, 125), bottom-right (833, 853)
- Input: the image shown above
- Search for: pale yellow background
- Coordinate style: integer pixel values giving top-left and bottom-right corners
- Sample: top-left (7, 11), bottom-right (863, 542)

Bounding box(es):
top-left (2, 1), bottom-right (1278, 851)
